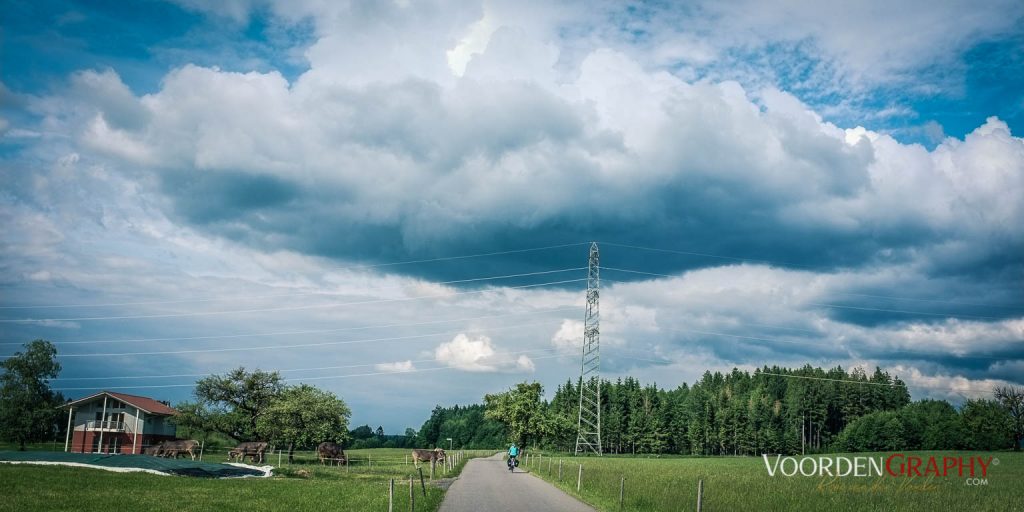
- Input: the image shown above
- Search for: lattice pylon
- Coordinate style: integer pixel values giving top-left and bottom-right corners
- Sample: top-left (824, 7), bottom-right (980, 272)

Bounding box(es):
top-left (575, 242), bottom-right (602, 456)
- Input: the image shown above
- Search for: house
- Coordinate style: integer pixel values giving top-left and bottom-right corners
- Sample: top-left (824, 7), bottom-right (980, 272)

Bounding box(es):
top-left (61, 391), bottom-right (179, 454)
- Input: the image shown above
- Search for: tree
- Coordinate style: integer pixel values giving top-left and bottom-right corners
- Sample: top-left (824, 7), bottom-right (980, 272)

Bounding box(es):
top-left (898, 399), bottom-right (963, 450)
top-left (257, 384), bottom-right (350, 463)
top-left (375, 425), bottom-right (385, 438)
top-left (169, 401), bottom-right (219, 443)
top-left (484, 382), bottom-right (548, 446)
top-left (960, 399), bottom-right (1012, 450)
top-left (351, 424), bottom-right (374, 440)
top-left (994, 386), bottom-right (1023, 451)
top-left (193, 368), bottom-right (284, 441)
top-left (0, 340), bottom-right (63, 450)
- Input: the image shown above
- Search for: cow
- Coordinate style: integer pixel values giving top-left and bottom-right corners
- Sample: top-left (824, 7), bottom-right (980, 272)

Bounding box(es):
top-left (317, 442), bottom-right (347, 466)
top-left (410, 448), bottom-right (446, 467)
top-left (229, 442), bottom-right (269, 464)
top-left (159, 440), bottom-right (200, 460)
top-left (143, 442), bottom-right (165, 456)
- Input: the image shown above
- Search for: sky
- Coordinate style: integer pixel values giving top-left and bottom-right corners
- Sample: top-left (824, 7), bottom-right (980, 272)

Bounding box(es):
top-left (2, 0), bottom-right (1023, 434)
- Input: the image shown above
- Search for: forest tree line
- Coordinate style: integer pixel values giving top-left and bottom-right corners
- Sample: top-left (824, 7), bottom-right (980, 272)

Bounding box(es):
top-left (422, 365), bottom-right (1023, 454)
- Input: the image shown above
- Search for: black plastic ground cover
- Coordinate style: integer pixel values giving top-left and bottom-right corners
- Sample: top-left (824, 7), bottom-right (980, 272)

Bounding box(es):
top-left (0, 451), bottom-right (265, 478)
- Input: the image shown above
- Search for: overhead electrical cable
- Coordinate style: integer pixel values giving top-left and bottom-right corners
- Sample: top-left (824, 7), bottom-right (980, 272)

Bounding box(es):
top-left (0, 278), bottom-right (585, 323)
top-left (1, 306), bottom-right (580, 346)
top-left (41, 318), bottom-right (564, 358)
top-left (0, 266), bottom-right (586, 310)
top-left (49, 353), bottom-right (566, 391)
top-left (50, 347), bottom-right (563, 381)
top-left (600, 270), bottom-right (1006, 320)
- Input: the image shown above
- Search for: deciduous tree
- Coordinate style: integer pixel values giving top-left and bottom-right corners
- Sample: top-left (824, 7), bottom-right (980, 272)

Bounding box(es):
top-left (0, 340), bottom-right (63, 450)
top-left (484, 381), bottom-right (548, 446)
top-left (193, 368), bottom-right (284, 441)
top-left (257, 384), bottom-right (350, 463)
top-left (994, 386), bottom-right (1023, 451)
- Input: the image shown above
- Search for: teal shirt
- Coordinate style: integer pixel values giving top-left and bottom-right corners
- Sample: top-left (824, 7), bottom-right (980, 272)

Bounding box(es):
top-left (508, 446), bottom-right (519, 457)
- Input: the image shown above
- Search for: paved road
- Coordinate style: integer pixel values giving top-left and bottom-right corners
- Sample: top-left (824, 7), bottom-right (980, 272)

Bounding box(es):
top-left (439, 454), bottom-right (596, 512)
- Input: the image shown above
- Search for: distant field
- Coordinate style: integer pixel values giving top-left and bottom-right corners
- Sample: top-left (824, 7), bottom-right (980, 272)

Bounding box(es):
top-left (523, 451), bottom-right (1023, 512)
top-left (0, 448), bottom-right (492, 512)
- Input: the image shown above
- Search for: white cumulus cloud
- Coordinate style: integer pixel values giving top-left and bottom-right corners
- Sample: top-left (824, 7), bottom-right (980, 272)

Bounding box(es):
top-left (435, 333), bottom-right (534, 373)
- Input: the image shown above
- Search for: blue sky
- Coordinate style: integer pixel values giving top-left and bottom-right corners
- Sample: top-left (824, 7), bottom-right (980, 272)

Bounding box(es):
top-left (2, 0), bottom-right (1023, 434)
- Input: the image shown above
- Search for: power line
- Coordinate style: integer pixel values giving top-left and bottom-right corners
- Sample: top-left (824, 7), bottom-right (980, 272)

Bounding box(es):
top-left (610, 354), bottom-right (906, 387)
top-left (50, 347), bottom-right (562, 381)
top-left (611, 353), bottom-right (1003, 395)
top-left (756, 371), bottom-right (907, 387)
top-left (599, 242), bottom-right (782, 266)
top-left (804, 302), bottom-right (1001, 321)
top-left (662, 326), bottom-right (1017, 361)
top-left (0, 266), bottom-right (586, 311)
top-left (43, 318), bottom-right (564, 358)
top-left (825, 292), bottom-right (1024, 312)
top-left (0, 278), bottom-right (585, 323)
top-left (324, 242), bottom-right (588, 271)
top-left (2, 306), bottom-right (579, 346)
top-left (600, 272), bottom-right (1006, 320)
top-left (49, 353), bottom-right (566, 391)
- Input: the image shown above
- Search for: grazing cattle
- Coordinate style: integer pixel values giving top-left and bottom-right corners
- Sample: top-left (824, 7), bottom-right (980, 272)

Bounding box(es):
top-left (317, 442), bottom-right (347, 466)
top-left (143, 442), bottom-right (164, 456)
top-left (410, 448), bottom-right (446, 467)
top-left (230, 442), bottom-right (269, 464)
top-left (159, 440), bottom-right (200, 460)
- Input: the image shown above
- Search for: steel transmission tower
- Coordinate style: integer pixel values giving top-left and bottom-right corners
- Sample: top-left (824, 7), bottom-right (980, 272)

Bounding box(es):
top-left (575, 242), bottom-right (602, 455)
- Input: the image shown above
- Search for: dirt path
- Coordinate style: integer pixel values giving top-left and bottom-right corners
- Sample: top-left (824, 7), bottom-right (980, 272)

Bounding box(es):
top-left (439, 453), bottom-right (596, 512)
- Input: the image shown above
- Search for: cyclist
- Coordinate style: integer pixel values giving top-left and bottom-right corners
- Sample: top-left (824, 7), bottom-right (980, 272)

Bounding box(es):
top-left (507, 443), bottom-right (520, 471)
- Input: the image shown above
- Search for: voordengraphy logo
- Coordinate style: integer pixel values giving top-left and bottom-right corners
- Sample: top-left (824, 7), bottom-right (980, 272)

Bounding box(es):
top-left (763, 454), bottom-right (996, 480)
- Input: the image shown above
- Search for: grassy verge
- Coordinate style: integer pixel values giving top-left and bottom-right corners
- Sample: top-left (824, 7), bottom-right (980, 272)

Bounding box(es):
top-left (523, 451), bottom-right (1023, 512)
top-left (0, 448), bottom-right (492, 512)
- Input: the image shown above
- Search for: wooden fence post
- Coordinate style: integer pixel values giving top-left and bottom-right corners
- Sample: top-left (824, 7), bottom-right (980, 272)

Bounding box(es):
top-left (409, 476), bottom-right (414, 512)
top-left (418, 467), bottom-right (427, 496)
top-left (697, 479), bottom-right (704, 512)
top-left (199, 441), bottom-right (204, 461)
top-left (577, 464), bottom-right (583, 492)
top-left (346, 456), bottom-right (350, 473)
top-left (430, 459), bottom-right (434, 480)
top-left (548, 456), bottom-right (552, 474)
top-left (278, 450), bottom-right (282, 466)
top-left (558, 459), bottom-right (563, 481)
top-left (388, 478), bottom-right (394, 512)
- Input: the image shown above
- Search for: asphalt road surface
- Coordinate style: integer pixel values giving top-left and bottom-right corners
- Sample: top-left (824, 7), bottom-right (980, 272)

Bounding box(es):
top-left (439, 454), bottom-right (596, 512)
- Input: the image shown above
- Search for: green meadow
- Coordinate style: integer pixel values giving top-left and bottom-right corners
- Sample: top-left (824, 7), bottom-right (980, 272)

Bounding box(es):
top-left (0, 448), bottom-right (490, 512)
top-left (523, 450), bottom-right (1022, 512)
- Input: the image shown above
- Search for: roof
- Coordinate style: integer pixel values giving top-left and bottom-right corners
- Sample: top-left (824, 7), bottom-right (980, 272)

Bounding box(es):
top-left (61, 391), bottom-right (178, 416)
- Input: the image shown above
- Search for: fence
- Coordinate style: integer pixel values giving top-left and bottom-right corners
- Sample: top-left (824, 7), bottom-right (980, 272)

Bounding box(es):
top-left (535, 454), bottom-right (708, 512)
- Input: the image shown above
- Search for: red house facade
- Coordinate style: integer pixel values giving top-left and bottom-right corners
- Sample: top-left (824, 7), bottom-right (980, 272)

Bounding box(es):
top-left (62, 391), bottom-right (179, 454)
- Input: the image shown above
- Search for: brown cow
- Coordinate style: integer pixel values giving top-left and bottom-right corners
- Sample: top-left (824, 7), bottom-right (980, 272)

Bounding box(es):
top-left (410, 448), bottom-right (446, 467)
top-left (143, 442), bottom-right (164, 456)
top-left (159, 440), bottom-right (200, 460)
top-left (229, 442), bottom-right (269, 464)
top-left (317, 442), bottom-right (347, 466)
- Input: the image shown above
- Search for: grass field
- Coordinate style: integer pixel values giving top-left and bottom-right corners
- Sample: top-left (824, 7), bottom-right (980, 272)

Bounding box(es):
top-left (522, 450), bottom-right (1023, 512)
top-left (0, 447), bottom-right (493, 512)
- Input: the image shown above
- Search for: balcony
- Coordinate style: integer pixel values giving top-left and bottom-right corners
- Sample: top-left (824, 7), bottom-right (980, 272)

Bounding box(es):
top-left (83, 420), bottom-right (130, 432)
